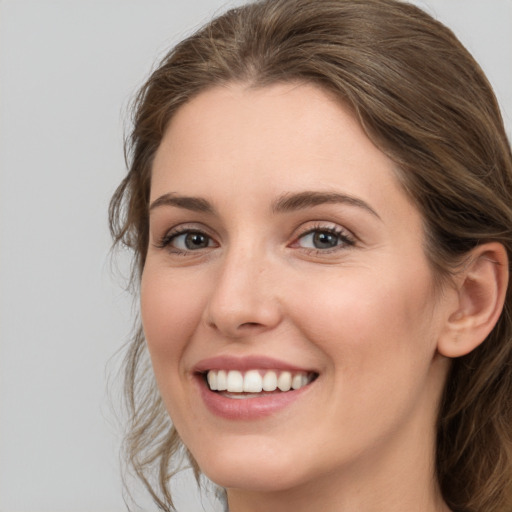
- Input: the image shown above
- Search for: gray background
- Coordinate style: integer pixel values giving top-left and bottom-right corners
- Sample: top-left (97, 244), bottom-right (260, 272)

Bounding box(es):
top-left (1, 1), bottom-right (511, 510)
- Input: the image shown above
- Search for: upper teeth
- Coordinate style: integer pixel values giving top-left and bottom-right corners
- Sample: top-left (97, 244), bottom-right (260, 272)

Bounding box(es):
top-left (206, 369), bottom-right (312, 393)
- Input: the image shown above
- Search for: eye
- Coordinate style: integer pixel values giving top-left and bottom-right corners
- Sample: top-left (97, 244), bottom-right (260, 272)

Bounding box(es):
top-left (157, 229), bottom-right (217, 253)
top-left (294, 226), bottom-right (354, 251)
top-left (174, 231), bottom-right (213, 250)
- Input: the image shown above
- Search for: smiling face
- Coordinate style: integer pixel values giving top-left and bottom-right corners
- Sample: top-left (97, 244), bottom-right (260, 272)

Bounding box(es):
top-left (141, 83), bottom-right (454, 506)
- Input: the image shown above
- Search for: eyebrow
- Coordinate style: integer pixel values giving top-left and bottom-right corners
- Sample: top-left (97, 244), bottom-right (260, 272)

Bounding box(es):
top-left (149, 193), bottom-right (215, 214)
top-left (148, 190), bottom-right (380, 219)
top-left (272, 191), bottom-right (381, 219)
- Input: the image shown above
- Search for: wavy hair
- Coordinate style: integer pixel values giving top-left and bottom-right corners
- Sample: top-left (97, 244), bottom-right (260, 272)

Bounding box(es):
top-left (109, 0), bottom-right (512, 510)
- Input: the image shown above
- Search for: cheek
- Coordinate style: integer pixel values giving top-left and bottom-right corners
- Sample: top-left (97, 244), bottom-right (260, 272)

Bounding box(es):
top-left (140, 267), bottom-right (204, 370)
top-left (284, 265), bottom-right (441, 449)
top-left (288, 262), bottom-right (437, 377)
top-left (139, 266), bottom-right (212, 428)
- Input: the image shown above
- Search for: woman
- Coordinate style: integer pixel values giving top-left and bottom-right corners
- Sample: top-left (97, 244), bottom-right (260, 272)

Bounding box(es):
top-left (109, 0), bottom-right (512, 510)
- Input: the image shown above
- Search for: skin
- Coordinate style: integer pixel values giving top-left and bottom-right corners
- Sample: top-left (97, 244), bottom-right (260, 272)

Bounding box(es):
top-left (141, 82), bottom-right (456, 511)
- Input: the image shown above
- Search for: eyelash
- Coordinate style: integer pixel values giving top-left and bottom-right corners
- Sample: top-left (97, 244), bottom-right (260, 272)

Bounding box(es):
top-left (155, 227), bottom-right (215, 256)
top-left (293, 223), bottom-right (355, 253)
top-left (155, 223), bottom-right (355, 256)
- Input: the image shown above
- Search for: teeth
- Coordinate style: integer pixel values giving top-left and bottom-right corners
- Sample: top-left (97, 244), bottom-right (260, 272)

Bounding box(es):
top-left (205, 369), bottom-right (313, 394)
top-left (292, 373), bottom-right (306, 390)
top-left (277, 371), bottom-right (292, 391)
top-left (207, 371), bottom-right (217, 391)
top-left (243, 370), bottom-right (263, 392)
top-left (226, 370), bottom-right (244, 392)
top-left (262, 371), bottom-right (277, 391)
top-left (217, 370), bottom-right (227, 391)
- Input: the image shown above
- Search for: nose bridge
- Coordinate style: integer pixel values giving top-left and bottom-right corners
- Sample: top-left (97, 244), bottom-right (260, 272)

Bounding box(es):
top-left (204, 236), bottom-right (281, 337)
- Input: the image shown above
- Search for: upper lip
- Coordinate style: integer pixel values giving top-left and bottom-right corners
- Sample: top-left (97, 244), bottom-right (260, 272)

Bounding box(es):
top-left (194, 355), bottom-right (316, 374)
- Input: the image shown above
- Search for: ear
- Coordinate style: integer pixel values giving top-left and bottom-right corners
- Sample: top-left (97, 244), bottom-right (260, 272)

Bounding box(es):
top-left (437, 242), bottom-right (509, 358)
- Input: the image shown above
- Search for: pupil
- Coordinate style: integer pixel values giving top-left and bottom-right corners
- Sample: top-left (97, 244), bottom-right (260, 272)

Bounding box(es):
top-left (313, 231), bottom-right (337, 249)
top-left (185, 233), bottom-right (208, 249)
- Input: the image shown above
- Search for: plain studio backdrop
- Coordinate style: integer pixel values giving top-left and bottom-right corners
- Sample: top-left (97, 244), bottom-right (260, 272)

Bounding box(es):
top-left (0, 1), bottom-right (510, 511)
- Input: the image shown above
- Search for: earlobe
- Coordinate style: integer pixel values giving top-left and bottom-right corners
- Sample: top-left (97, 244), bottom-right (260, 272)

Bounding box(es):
top-left (437, 242), bottom-right (509, 358)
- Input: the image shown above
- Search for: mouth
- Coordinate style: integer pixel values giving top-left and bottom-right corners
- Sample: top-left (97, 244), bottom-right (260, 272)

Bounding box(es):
top-left (203, 369), bottom-right (317, 398)
top-left (193, 356), bottom-right (319, 419)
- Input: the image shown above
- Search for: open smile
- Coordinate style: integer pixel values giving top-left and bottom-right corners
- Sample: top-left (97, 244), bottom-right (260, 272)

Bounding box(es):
top-left (205, 369), bottom-right (316, 395)
top-left (194, 357), bottom-right (319, 419)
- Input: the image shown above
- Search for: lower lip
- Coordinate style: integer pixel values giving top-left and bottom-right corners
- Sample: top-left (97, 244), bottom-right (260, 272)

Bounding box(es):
top-left (195, 375), bottom-right (313, 420)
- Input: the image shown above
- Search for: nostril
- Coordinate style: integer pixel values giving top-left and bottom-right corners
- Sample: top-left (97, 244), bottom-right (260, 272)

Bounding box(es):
top-left (204, 294), bottom-right (282, 337)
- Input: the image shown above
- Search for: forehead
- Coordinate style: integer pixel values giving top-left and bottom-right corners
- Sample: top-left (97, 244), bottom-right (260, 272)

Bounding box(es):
top-left (150, 82), bottom-right (414, 223)
top-left (156, 83), bottom-right (367, 159)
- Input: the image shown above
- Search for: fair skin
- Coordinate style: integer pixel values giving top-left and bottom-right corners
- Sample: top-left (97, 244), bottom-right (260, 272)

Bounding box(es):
top-left (140, 82), bottom-right (503, 512)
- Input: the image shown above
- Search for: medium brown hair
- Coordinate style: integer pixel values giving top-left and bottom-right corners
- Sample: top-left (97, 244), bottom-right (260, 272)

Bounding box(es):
top-left (109, 0), bottom-right (512, 510)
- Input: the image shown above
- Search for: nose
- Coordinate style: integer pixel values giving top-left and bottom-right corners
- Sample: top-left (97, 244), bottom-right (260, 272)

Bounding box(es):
top-left (203, 246), bottom-right (283, 338)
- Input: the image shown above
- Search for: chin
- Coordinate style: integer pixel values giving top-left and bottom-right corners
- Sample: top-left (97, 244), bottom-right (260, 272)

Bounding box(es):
top-left (205, 466), bottom-right (304, 493)
top-left (190, 440), bottom-right (309, 492)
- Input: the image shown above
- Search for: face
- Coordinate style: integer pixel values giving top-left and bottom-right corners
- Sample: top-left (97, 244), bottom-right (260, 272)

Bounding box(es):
top-left (141, 83), bottom-right (452, 494)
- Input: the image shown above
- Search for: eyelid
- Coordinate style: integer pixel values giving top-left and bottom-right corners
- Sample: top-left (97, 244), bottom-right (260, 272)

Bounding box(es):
top-left (154, 223), bottom-right (219, 252)
top-left (152, 220), bottom-right (356, 255)
top-left (289, 222), bottom-right (356, 251)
